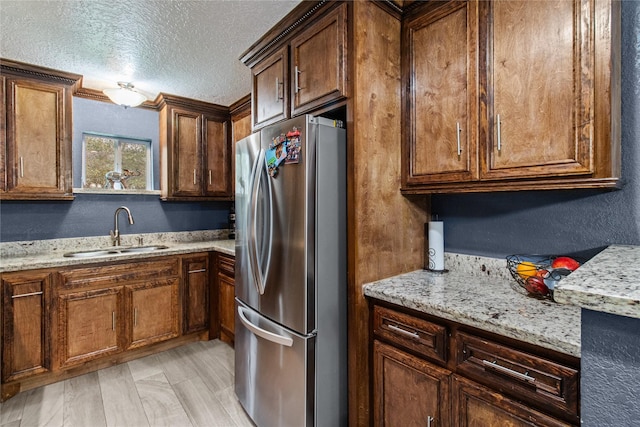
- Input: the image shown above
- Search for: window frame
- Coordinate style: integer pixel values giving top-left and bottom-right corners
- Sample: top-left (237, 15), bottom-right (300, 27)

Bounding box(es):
top-left (81, 131), bottom-right (153, 191)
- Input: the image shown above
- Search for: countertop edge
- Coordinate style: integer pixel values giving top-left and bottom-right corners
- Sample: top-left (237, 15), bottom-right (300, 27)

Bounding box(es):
top-left (0, 238), bottom-right (235, 272)
top-left (554, 245), bottom-right (640, 320)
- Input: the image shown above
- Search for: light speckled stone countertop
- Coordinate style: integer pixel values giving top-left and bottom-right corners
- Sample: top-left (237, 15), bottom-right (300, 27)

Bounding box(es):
top-left (363, 253), bottom-right (581, 357)
top-left (0, 231), bottom-right (235, 273)
top-left (554, 245), bottom-right (640, 320)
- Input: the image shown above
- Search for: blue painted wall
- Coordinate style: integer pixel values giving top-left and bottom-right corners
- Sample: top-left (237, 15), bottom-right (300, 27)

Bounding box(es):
top-left (0, 98), bottom-right (231, 242)
top-left (581, 309), bottom-right (640, 426)
top-left (71, 97), bottom-right (161, 189)
top-left (432, 0), bottom-right (640, 259)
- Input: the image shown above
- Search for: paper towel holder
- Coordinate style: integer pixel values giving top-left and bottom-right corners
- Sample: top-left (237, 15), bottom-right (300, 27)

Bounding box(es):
top-left (424, 220), bottom-right (448, 273)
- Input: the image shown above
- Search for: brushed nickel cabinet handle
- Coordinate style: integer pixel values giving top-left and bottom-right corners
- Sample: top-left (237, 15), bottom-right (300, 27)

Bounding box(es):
top-left (456, 122), bottom-right (462, 156)
top-left (112, 312), bottom-right (116, 331)
top-left (427, 415), bottom-right (434, 427)
top-left (134, 308), bottom-right (138, 327)
top-left (294, 66), bottom-right (301, 94)
top-left (208, 169), bottom-right (212, 185)
top-left (193, 169), bottom-right (197, 185)
top-left (482, 359), bottom-right (536, 383)
top-left (20, 157), bottom-right (24, 177)
top-left (188, 268), bottom-right (207, 274)
top-left (11, 291), bottom-right (43, 299)
top-left (496, 114), bottom-right (502, 152)
top-left (388, 323), bottom-right (420, 340)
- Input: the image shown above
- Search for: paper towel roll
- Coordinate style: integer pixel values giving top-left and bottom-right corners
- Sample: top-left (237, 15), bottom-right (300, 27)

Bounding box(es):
top-left (428, 221), bottom-right (444, 271)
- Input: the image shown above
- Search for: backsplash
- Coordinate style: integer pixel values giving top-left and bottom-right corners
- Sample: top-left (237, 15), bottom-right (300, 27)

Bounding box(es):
top-left (444, 252), bottom-right (512, 282)
top-left (0, 230), bottom-right (229, 258)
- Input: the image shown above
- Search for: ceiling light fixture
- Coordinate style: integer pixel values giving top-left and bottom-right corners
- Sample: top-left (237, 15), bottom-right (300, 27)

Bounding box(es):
top-left (103, 82), bottom-right (147, 108)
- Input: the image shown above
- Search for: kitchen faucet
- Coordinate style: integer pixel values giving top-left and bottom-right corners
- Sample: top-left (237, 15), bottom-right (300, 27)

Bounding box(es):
top-left (111, 206), bottom-right (134, 246)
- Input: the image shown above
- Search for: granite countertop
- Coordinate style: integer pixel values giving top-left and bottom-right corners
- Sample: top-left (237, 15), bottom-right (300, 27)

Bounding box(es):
top-left (363, 253), bottom-right (581, 357)
top-left (0, 231), bottom-right (235, 273)
top-left (554, 245), bottom-right (640, 320)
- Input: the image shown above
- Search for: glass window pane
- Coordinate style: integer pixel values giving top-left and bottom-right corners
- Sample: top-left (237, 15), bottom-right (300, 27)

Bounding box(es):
top-left (120, 142), bottom-right (148, 190)
top-left (84, 136), bottom-right (116, 188)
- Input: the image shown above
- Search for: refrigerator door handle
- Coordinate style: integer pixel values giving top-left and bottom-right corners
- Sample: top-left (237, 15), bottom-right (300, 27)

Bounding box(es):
top-left (249, 149), bottom-right (273, 295)
top-left (248, 149), bottom-right (265, 294)
top-left (237, 306), bottom-right (293, 347)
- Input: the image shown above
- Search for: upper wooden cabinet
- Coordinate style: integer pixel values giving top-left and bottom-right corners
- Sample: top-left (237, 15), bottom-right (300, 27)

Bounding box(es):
top-left (244, 2), bottom-right (348, 130)
top-left (402, 1), bottom-right (479, 185)
top-left (252, 46), bottom-right (289, 129)
top-left (159, 95), bottom-right (232, 200)
top-left (401, 0), bottom-right (621, 193)
top-left (290, 4), bottom-right (347, 116)
top-left (0, 59), bottom-right (80, 200)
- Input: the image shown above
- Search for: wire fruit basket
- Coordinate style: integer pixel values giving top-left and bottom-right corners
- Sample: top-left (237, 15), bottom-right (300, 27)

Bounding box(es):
top-left (506, 254), bottom-right (581, 300)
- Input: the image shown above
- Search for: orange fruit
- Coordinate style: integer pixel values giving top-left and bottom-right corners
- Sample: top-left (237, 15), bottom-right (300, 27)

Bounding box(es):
top-left (516, 261), bottom-right (537, 280)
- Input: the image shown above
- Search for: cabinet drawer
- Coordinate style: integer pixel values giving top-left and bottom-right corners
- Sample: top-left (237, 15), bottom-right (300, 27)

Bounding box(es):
top-left (217, 254), bottom-right (235, 276)
top-left (59, 257), bottom-right (180, 290)
top-left (456, 331), bottom-right (579, 420)
top-left (373, 305), bottom-right (447, 364)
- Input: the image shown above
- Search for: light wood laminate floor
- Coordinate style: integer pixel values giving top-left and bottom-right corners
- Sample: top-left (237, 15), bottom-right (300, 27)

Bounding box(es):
top-left (0, 340), bottom-right (255, 427)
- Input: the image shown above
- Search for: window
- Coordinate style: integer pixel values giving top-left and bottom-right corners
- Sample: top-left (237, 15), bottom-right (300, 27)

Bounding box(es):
top-left (82, 132), bottom-right (152, 190)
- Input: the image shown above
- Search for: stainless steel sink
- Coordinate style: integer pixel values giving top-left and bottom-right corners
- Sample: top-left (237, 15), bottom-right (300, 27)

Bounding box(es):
top-left (119, 245), bottom-right (169, 253)
top-left (63, 249), bottom-right (120, 258)
top-left (63, 245), bottom-right (169, 258)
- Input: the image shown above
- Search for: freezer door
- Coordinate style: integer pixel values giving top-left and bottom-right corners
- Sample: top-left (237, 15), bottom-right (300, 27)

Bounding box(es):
top-left (235, 299), bottom-right (314, 427)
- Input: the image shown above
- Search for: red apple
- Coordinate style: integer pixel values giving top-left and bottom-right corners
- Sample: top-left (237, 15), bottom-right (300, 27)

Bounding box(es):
top-left (551, 256), bottom-right (580, 271)
top-left (525, 276), bottom-right (549, 297)
top-left (535, 269), bottom-right (550, 278)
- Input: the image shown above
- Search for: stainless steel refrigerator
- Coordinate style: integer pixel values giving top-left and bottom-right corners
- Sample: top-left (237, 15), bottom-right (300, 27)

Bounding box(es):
top-left (234, 114), bottom-right (347, 427)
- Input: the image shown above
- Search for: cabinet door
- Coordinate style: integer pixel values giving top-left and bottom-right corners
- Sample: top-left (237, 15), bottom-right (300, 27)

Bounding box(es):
top-left (204, 116), bottom-right (231, 197)
top-left (58, 287), bottom-right (125, 368)
top-left (218, 272), bottom-right (235, 345)
top-left (290, 3), bottom-right (347, 116)
top-left (5, 78), bottom-right (71, 197)
top-left (373, 340), bottom-right (451, 427)
top-left (183, 255), bottom-right (210, 334)
top-left (481, 0), bottom-right (593, 180)
top-left (403, 1), bottom-right (478, 185)
top-left (252, 45), bottom-right (289, 129)
top-left (1, 272), bottom-right (51, 382)
top-left (127, 278), bottom-right (180, 350)
top-left (0, 74), bottom-right (6, 193)
top-left (171, 108), bottom-right (203, 196)
top-left (452, 375), bottom-right (572, 426)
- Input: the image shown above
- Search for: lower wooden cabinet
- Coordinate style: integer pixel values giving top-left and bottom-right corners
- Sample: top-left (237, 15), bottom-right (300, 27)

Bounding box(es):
top-left (1, 271), bottom-right (52, 383)
top-left (452, 375), bottom-right (572, 427)
top-left (1, 250), bottom-right (227, 402)
top-left (58, 286), bottom-right (125, 367)
top-left (216, 253), bottom-right (236, 346)
top-left (370, 301), bottom-right (580, 426)
top-left (182, 254), bottom-right (210, 334)
top-left (127, 278), bottom-right (180, 350)
top-left (374, 340), bottom-right (450, 427)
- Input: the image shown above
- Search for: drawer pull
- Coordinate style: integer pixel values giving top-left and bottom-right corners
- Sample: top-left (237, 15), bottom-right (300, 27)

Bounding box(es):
top-left (482, 359), bottom-right (536, 384)
top-left (11, 291), bottom-right (43, 299)
top-left (427, 415), bottom-right (434, 427)
top-left (188, 269), bottom-right (207, 274)
top-left (388, 323), bottom-right (420, 340)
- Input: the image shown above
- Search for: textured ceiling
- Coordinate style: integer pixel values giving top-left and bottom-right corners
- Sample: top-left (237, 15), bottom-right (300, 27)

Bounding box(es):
top-left (0, 0), bottom-right (301, 106)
